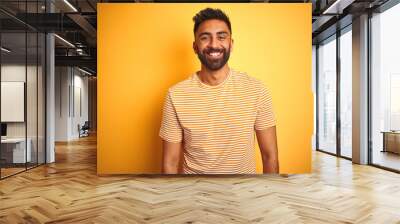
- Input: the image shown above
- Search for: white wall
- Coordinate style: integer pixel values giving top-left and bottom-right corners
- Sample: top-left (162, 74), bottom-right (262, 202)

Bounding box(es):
top-left (1, 63), bottom-right (46, 164)
top-left (1, 65), bottom-right (26, 135)
top-left (55, 67), bottom-right (89, 141)
top-left (1, 64), bottom-right (39, 138)
top-left (72, 72), bottom-right (89, 138)
top-left (55, 66), bottom-right (70, 141)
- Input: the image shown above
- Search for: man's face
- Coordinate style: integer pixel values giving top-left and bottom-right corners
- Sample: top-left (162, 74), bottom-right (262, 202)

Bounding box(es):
top-left (193, 19), bottom-right (233, 71)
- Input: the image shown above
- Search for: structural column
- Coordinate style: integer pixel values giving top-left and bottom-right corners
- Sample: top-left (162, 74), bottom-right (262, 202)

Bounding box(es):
top-left (46, 1), bottom-right (55, 163)
top-left (352, 13), bottom-right (369, 164)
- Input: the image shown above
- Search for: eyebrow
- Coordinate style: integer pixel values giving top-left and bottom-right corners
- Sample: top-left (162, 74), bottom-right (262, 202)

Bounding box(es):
top-left (198, 31), bottom-right (229, 37)
top-left (198, 32), bottom-right (212, 37)
top-left (217, 31), bottom-right (229, 35)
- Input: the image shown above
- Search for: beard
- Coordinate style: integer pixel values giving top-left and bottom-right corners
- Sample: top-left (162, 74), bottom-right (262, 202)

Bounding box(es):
top-left (197, 46), bottom-right (231, 71)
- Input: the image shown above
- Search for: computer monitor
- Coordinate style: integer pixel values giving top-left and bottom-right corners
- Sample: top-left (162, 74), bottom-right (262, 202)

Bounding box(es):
top-left (1, 123), bottom-right (7, 137)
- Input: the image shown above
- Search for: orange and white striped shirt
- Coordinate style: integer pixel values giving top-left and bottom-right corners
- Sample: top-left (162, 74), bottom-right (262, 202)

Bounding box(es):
top-left (159, 69), bottom-right (276, 174)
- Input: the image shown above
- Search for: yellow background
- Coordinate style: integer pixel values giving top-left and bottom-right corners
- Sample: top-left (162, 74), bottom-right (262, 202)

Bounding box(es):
top-left (97, 3), bottom-right (312, 174)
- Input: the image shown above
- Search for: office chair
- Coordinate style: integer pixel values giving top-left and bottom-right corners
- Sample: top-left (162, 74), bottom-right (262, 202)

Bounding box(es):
top-left (79, 121), bottom-right (90, 138)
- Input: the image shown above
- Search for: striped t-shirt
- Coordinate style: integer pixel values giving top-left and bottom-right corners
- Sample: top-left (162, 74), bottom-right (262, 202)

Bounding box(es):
top-left (159, 69), bottom-right (276, 174)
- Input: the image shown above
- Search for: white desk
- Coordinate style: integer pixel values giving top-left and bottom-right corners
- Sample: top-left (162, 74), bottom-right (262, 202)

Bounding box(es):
top-left (1, 138), bottom-right (31, 163)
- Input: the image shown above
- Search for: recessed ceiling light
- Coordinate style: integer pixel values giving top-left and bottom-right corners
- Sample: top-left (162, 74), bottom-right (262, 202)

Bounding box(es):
top-left (77, 67), bottom-right (93, 76)
top-left (54, 34), bottom-right (75, 48)
top-left (322, 0), bottom-right (354, 15)
top-left (63, 0), bottom-right (78, 12)
top-left (1, 47), bottom-right (11, 53)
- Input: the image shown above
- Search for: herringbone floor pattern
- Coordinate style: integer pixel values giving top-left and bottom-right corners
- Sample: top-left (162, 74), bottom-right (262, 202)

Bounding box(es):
top-left (1, 134), bottom-right (400, 223)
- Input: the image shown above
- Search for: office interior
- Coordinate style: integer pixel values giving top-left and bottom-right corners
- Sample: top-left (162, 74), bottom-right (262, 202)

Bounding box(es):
top-left (0, 0), bottom-right (97, 178)
top-left (0, 0), bottom-right (399, 222)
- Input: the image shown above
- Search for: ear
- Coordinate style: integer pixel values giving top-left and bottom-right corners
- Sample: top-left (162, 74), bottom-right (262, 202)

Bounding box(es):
top-left (193, 41), bottom-right (198, 54)
top-left (230, 38), bottom-right (234, 53)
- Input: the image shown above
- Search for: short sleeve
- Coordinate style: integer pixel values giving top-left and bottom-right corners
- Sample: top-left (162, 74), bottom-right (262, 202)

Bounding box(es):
top-left (255, 84), bottom-right (276, 130)
top-left (159, 91), bottom-right (183, 142)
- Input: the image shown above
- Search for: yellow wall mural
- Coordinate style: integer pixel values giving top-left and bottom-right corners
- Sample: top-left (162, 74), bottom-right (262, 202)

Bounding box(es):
top-left (98, 3), bottom-right (312, 174)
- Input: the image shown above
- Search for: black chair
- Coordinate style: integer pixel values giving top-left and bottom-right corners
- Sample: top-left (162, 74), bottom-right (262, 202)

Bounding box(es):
top-left (79, 121), bottom-right (90, 138)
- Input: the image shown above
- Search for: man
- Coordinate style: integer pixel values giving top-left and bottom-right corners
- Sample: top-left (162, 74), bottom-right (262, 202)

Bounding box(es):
top-left (159, 8), bottom-right (278, 174)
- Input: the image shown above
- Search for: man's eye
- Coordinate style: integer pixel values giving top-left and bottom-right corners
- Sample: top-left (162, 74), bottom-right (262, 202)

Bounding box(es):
top-left (200, 36), bottom-right (209, 41)
top-left (218, 36), bottom-right (226, 40)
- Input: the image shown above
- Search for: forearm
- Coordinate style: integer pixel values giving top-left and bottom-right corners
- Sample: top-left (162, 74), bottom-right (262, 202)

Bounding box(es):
top-left (162, 160), bottom-right (180, 174)
top-left (262, 154), bottom-right (279, 173)
top-left (162, 140), bottom-right (182, 174)
top-left (256, 126), bottom-right (279, 174)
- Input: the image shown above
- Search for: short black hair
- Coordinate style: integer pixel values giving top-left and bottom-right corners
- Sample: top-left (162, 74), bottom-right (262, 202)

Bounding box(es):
top-left (193, 8), bottom-right (232, 35)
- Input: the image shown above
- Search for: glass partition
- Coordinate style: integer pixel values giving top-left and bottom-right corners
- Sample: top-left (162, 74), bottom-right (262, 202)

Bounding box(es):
top-left (1, 30), bottom-right (28, 177)
top-left (0, 1), bottom-right (46, 179)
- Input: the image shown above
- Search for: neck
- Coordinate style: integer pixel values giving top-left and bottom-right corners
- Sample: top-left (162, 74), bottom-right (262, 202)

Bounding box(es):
top-left (198, 64), bottom-right (230, 86)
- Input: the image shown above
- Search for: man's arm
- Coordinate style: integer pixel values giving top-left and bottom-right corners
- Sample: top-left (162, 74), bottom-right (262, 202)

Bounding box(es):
top-left (162, 140), bottom-right (183, 174)
top-left (256, 126), bottom-right (279, 174)
top-left (160, 91), bottom-right (183, 174)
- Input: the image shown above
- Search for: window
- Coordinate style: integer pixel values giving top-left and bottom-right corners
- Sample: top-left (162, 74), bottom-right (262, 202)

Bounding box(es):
top-left (317, 35), bottom-right (337, 154)
top-left (371, 2), bottom-right (400, 171)
top-left (339, 27), bottom-right (352, 158)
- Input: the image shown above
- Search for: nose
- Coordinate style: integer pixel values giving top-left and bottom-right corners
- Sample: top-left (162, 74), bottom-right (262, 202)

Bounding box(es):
top-left (209, 36), bottom-right (219, 49)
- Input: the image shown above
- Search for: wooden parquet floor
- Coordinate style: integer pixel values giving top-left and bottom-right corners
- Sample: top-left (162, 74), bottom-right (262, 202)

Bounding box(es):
top-left (1, 134), bottom-right (400, 224)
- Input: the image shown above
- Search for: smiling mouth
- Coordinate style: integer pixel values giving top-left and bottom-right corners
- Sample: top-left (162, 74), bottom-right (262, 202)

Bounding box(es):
top-left (206, 51), bottom-right (223, 59)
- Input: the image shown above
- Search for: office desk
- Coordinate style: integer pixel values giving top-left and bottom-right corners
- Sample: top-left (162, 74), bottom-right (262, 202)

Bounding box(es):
top-left (1, 138), bottom-right (31, 163)
top-left (382, 131), bottom-right (400, 154)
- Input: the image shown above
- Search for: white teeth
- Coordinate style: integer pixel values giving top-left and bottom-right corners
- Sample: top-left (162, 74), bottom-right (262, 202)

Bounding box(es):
top-left (209, 52), bottom-right (221, 57)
